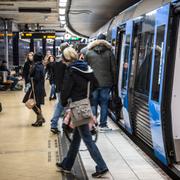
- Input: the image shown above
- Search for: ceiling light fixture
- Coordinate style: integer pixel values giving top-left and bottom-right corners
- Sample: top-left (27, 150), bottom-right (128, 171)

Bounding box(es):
top-left (59, 16), bottom-right (65, 20)
top-left (59, 8), bottom-right (65, 15)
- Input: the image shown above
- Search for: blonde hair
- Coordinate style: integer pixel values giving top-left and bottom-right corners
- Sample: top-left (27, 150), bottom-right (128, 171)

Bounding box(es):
top-left (63, 47), bottom-right (78, 62)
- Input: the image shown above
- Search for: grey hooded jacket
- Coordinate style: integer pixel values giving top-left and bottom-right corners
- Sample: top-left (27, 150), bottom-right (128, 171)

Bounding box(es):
top-left (85, 39), bottom-right (116, 88)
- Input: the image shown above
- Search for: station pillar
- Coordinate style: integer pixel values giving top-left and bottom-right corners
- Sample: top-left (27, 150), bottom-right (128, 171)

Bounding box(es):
top-left (12, 32), bottom-right (19, 66)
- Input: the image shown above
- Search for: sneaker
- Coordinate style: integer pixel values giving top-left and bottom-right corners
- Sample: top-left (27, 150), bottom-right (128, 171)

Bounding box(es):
top-left (92, 169), bottom-right (109, 178)
top-left (99, 126), bottom-right (112, 132)
top-left (51, 128), bottom-right (60, 134)
top-left (56, 162), bottom-right (71, 174)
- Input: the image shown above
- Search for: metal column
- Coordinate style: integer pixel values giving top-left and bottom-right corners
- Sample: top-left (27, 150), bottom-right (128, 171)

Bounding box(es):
top-left (42, 38), bottom-right (46, 56)
top-left (53, 39), bottom-right (56, 56)
top-left (4, 20), bottom-right (9, 68)
top-left (12, 32), bottom-right (19, 66)
top-left (30, 38), bottom-right (34, 52)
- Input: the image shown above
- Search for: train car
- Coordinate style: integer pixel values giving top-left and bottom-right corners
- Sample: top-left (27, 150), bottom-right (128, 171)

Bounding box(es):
top-left (91, 0), bottom-right (180, 178)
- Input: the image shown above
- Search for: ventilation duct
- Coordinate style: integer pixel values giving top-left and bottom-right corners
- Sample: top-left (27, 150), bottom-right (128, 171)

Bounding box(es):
top-left (18, 7), bottom-right (51, 13)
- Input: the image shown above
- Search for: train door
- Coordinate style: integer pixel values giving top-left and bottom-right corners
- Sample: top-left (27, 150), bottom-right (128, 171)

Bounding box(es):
top-left (118, 20), bottom-right (133, 133)
top-left (128, 18), bottom-right (154, 148)
top-left (149, 4), bottom-right (171, 165)
top-left (171, 11), bottom-right (180, 163)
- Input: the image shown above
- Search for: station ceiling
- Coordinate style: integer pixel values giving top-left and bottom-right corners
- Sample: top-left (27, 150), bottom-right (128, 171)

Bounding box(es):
top-left (0, 0), bottom-right (140, 36)
top-left (68, 0), bottom-right (141, 37)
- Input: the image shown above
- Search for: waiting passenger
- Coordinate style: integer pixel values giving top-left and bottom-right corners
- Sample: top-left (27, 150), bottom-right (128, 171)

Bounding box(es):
top-left (22, 52), bottom-right (34, 92)
top-left (50, 42), bottom-right (69, 134)
top-left (56, 47), bottom-right (109, 178)
top-left (85, 33), bottom-right (116, 131)
top-left (46, 55), bottom-right (56, 101)
top-left (22, 52), bottom-right (46, 127)
top-left (0, 60), bottom-right (19, 91)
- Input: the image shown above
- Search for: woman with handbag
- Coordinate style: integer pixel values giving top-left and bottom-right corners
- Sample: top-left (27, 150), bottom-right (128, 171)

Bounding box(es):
top-left (23, 52), bottom-right (46, 127)
top-left (56, 47), bottom-right (109, 178)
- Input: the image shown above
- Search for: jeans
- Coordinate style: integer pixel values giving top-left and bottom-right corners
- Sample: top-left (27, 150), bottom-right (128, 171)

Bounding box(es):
top-left (61, 124), bottom-right (108, 172)
top-left (50, 84), bottom-right (56, 98)
top-left (8, 76), bottom-right (18, 89)
top-left (91, 87), bottom-right (111, 127)
top-left (51, 93), bottom-right (64, 129)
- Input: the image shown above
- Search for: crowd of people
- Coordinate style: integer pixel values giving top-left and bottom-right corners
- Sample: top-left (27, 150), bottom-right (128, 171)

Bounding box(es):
top-left (1, 34), bottom-right (116, 178)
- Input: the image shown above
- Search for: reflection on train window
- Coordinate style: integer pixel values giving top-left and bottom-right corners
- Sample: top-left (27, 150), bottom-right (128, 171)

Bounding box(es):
top-left (122, 35), bottom-right (130, 89)
top-left (134, 31), bottom-right (154, 95)
top-left (152, 25), bottom-right (165, 102)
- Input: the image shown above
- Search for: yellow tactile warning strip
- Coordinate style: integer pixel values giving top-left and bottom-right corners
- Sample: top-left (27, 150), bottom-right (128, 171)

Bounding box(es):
top-left (0, 90), bottom-right (62, 180)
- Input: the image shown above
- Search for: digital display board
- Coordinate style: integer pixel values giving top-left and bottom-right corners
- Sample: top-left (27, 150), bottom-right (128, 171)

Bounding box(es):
top-left (20, 32), bottom-right (56, 39)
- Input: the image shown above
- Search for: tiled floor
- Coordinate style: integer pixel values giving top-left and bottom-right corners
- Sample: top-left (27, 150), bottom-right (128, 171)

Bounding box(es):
top-left (0, 83), bottom-right (172, 180)
top-left (79, 120), bottom-right (171, 180)
top-left (0, 87), bottom-right (61, 180)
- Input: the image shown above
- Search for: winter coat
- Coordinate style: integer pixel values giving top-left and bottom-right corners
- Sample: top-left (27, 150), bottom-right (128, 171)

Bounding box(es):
top-left (85, 39), bottom-right (116, 88)
top-left (61, 60), bottom-right (99, 107)
top-left (23, 62), bottom-right (46, 105)
top-left (46, 62), bottom-right (55, 85)
top-left (53, 56), bottom-right (66, 93)
top-left (22, 60), bottom-right (33, 84)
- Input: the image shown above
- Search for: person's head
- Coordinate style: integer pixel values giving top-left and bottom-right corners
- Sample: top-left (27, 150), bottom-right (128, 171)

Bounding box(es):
top-left (46, 50), bottom-right (51, 56)
top-left (33, 52), bottom-right (43, 63)
top-left (97, 33), bottom-right (106, 40)
top-left (48, 55), bottom-right (55, 63)
top-left (59, 42), bottom-right (69, 53)
top-left (2, 60), bottom-right (7, 66)
top-left (63, 47), bottom-right (78, 65)
top-left (27, 52), bottom-right (34, 61)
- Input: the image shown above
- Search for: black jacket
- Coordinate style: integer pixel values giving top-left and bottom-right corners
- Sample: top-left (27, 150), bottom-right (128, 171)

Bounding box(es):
top-left (23, 62), bottom-right (46, 105)
top-left (46, 62), bottom-right (55, 85)
top-left (53, 57), bottom-right (66, 93)
top-left (22, 60), bottom-right (33, 84)
top-left (61, 60), bottom-right (99, 107)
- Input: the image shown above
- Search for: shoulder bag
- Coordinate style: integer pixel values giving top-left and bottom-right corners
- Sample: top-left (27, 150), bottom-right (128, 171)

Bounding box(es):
top-left (70, 82), bottom-right (93, 127)
top-left (25, 78), bottom-right (36, 109)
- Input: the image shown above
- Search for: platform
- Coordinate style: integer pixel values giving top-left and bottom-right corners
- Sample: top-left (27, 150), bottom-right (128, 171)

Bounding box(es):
top-left (0, 86), bottom-right (171, 180)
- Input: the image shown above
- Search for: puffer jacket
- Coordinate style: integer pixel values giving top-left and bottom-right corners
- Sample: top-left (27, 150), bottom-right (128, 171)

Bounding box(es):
top-left (85, 39), bottom-right (116, 88)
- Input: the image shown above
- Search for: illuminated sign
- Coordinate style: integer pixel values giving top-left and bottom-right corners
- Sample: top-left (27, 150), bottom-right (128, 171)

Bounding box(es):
top-left (21, 32), bottom-right (55, 39)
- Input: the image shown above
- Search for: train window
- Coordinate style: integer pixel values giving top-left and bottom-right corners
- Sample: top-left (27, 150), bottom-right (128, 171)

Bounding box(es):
top-left (122, 34), bottom-right (130, 89)
top-left (152, 25), bottom-right (165, 102)
top-left (134, 31), bottom-right (154, 95)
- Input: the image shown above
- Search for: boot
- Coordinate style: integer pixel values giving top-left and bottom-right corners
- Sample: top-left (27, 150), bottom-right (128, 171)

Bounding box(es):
top-left (32, 113), bottom-right (45, 127)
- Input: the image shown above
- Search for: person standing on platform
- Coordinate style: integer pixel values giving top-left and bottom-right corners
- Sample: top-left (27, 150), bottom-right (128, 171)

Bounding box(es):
top-left (50, 42), bottom-right (69, 134)
top-left (46, 55), bottom-right (56, 101)
top-left (23, 52), bottom-right (46, 127)
top-left (22, 52), bottom-right (34, 92)
top-left (86, 34), bottom-right (116, 132)
top-left (56, 47), bottom-right (109, 178)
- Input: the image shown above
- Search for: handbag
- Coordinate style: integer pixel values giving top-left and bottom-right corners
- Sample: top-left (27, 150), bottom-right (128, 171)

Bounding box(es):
top-left (25, 78), bottom-right (36, 109)
top-left (70, 82), bottom-right (93, 127)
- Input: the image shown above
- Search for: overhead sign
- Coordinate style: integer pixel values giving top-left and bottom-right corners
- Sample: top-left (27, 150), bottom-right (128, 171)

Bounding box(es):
top-left (20, 32), bottom-right (56, 39)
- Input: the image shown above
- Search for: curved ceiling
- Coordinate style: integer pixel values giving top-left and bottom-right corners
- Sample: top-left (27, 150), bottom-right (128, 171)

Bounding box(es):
top-left (67, 0), bottom-right (141, 37)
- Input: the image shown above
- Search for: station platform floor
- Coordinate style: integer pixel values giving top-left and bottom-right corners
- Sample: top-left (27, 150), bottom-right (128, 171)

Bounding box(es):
top-left (0, 85), bottom-right (171, 180)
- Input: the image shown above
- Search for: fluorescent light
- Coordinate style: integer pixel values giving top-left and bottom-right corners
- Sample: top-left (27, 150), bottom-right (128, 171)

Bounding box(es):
top-left (60, 0), bottom-right (67, 3)
top-left (59, 2), bottom-right (66, 7)
top-left (59, 8), bottom-right (65, 15)
top-left (61, 21), bottom-right (66, 25)
top-left (59, 16), bottom-right (65, 20)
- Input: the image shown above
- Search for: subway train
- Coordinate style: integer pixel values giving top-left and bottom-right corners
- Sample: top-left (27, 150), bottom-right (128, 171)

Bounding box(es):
top-left (91, 0), bottom-right (180, 178)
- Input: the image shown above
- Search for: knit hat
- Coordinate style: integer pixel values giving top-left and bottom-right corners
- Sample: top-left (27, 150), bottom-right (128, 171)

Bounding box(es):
top-left (60, 42), bottom-right (69, 52)
top-left (33, 52), bottom-right (43, 62)
top-left (97, 33), bottom-right (106, 40)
